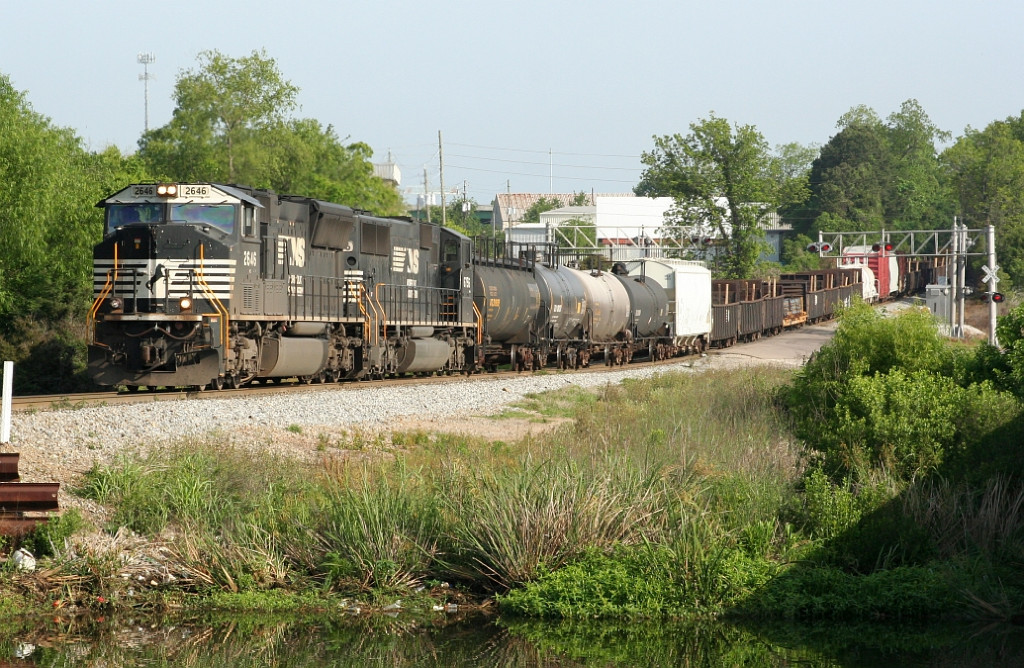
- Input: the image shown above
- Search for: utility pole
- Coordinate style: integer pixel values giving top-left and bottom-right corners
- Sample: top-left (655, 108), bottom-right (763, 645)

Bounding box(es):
top-left (438, 131), bottom-right (446, 227)
top-left (423, 168), bottom-right (430, 224)
top-left (137, 53), bottom-right (156, 133)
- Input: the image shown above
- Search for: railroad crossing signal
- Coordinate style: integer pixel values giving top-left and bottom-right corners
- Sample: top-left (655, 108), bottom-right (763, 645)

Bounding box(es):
top-left (981, 264), bottom-right (1000, 287)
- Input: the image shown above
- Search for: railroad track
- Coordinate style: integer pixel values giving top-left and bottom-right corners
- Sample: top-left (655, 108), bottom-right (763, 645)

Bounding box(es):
top-left (10, 352), bottom-right (705, 413)
top-left (8, 313), bottom-right (869, 414)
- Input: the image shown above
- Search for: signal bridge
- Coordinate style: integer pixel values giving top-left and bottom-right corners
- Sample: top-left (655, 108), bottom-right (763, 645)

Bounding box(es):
top-left (811, 225), bottom-right (1001, 346)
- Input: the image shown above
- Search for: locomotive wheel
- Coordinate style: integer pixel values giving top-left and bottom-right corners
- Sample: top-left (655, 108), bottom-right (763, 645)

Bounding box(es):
top-left (210, 376), bottom-right (224, 391)
top-left (126, 385), bottom-right (140, 393)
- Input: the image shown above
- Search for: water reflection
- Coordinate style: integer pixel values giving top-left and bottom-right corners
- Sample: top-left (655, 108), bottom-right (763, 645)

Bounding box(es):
top-left (1, 614), bottom-right (1021, 666)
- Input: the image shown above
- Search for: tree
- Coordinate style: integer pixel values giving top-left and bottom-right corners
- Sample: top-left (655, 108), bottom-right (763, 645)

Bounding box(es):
top-left (0, 74), bottom-right (138, 325)
top-left (523, 196), bottom-right (564, 224)
top-left (443, 197), bottom-right (491, 238)
top-left (636, 114), bottom-right (780, 278)
top-left (800, 100), bottom-right (952, 236)
top-left (141, 49), bottom-right (298, 183)
top-left (265, 121), bottom-right (405, 216)
top-left (942, 112), bottom-right (1024, 288)
top-left (139, 51), bottom-right (404, 216)
top-left (0, 73), bottom-right (150, 391)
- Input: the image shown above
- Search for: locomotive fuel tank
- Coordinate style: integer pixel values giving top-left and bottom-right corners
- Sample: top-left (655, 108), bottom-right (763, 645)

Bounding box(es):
top-left (259, 324), bottom-right (329, 378)
top-left (613, 273), bottom-right (670, 338)
top-left (395, 335), bottom-right (452, 373)
top-left (572, 268), bottom-right (631, 341)
top-left (473, 264), bottom-right (541, 343)
top-left (532, 264), bottom-right (588, 340)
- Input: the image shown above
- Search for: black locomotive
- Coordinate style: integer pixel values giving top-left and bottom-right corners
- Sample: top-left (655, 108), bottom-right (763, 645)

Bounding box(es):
top-left (89, 183), bottom-right (474, 390)
top-left (88, 183), bottom-right (904, 391)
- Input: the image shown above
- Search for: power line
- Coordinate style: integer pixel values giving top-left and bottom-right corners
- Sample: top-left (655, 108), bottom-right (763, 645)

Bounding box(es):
top-left (446, 152), bottom-right (641, 172)
top-left (445, 163), bottom-right (638, 184)
top-left (447, 141), bottom-right (641, 159)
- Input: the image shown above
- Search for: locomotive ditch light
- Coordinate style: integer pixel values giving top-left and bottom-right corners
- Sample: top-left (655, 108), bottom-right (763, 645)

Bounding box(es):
top-left (109, 297), bottom-right (123, 311)
top-left (179, 296), bottom-right (193, 312)
top-left (156, 183), bottom-right (178, 197)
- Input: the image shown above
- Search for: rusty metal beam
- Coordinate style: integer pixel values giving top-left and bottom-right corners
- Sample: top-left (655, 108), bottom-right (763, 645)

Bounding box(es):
top-left (0, 514), bottom-right (51, 536)
top-left (0, 482), bottom-right (59, 512)
top-left (0, 452), bottom-right (19, 481)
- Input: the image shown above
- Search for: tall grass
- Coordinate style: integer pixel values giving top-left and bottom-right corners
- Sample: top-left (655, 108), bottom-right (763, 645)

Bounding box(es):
top-left (438, 453), bottom-right (673, 588)
top-left (71, 366), bottom-right (803, 599)
top-left (315, 459), bottom-right (443, 591)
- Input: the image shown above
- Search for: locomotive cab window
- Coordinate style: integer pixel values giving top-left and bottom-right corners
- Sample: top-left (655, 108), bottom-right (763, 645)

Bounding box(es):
top-left (107, 203), bottom-right (162, 233)
top-left (170, 203), bottom-right (236, 235)
top-left (442, 239), bottom-right (460, 263)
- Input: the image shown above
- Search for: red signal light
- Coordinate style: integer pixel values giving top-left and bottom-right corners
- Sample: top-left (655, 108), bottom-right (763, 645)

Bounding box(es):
top-left (884, 243), bottom-right (893, 252)
top-left (819, 243), bottom-right (832, 252)
top-left (991, 292), bottom-right (1005, 303)
top-left (806, 243), bottom-right (819, 252)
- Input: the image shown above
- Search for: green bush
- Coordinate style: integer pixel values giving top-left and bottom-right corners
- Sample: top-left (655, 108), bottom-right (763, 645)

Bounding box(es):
top-left (498, 544), bottom-right (776, 618)
top-left (788, 302), bottom-right (1024, 481)
top-left (743, 563), bottom-right (958, 620)
top-left (23, 508), bottom-right (84, 557)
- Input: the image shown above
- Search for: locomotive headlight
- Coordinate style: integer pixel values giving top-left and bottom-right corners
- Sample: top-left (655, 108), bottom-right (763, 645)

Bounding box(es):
top-left (157, 183), bottom-right (178, 197)
top-left (109, 297), bottom-right (123, 311)
top-left (179, 296), bottom-right (193, 311)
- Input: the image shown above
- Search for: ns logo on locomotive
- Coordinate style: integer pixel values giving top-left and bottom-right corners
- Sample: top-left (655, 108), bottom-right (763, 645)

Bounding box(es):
top-left (88, 183), bottom-right (875, 392)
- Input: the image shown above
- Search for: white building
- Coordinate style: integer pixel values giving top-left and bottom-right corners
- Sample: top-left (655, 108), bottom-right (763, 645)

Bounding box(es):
top-left (495, 193), bottom-right (789, 262)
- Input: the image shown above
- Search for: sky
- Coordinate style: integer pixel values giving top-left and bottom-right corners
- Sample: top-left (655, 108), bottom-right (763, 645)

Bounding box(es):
top-left (3, 0), bottom-right (1023, 207)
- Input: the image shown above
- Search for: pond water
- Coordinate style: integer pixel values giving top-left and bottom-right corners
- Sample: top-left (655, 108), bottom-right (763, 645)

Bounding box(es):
top-left (1, 614), bottom-right (1020, 666)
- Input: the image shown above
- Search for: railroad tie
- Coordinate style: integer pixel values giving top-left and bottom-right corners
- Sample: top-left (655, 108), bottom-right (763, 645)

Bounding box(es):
top-left (0, 452), bottom-right (61, 536)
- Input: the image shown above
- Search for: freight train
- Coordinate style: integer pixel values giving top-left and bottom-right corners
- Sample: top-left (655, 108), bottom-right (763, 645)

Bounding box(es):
top-left (87, 183), bottom-right (936, 391)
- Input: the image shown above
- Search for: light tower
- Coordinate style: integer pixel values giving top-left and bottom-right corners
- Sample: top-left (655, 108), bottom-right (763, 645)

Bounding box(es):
top-left (137, 53), bottom-right (156, 133)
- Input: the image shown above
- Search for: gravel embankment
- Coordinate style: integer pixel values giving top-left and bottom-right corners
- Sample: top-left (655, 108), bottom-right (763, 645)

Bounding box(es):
top-left (8, 356), bottom-right (736, 492)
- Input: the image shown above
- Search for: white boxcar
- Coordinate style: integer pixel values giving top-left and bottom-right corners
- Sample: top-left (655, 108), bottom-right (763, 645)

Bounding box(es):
top-left (626, 258), bottom-right (712, 346)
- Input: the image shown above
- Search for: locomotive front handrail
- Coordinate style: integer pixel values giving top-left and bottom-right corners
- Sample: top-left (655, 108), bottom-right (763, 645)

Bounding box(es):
top-left (197, 243), bottom-right (230, 351)
top-left (87, 243), bottom-right (119, 342)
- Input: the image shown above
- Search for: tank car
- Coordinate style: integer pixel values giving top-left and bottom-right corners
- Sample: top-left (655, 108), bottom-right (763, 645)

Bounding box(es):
top-left (472, 248), bottom-right (679, 371)
top-left (88, 183), bottom-right (477, 390)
